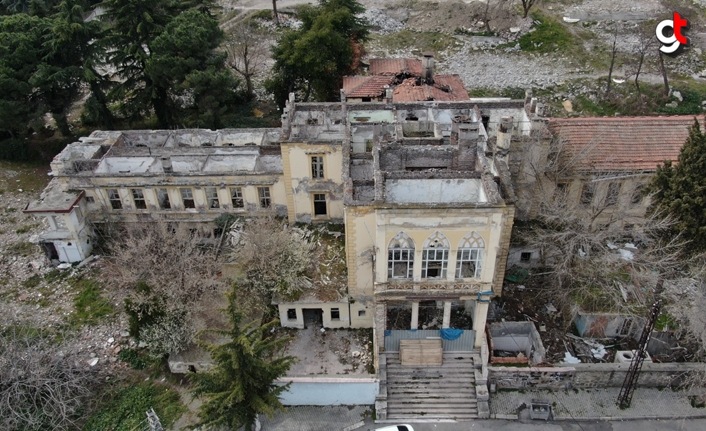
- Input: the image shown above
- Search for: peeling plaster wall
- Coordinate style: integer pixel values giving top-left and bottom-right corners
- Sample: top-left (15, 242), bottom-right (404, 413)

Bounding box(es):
top-left (344, 206), bottom-right (376, 328)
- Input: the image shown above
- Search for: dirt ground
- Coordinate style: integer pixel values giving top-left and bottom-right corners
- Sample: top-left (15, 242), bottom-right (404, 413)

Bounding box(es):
top-left (284, 325), bottom-right (374, 375)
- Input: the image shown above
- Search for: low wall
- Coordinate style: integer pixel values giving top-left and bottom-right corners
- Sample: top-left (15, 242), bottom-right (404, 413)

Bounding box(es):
top-left (277, 377), bottom-right (379, 406)
top-left (489, 362), bottom-right (706, 391)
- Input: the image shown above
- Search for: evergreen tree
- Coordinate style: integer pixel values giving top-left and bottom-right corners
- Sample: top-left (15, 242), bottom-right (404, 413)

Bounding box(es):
top-left (650, 118), bottom-right (706, 253)
top-left (193, 294), bottom-right (294, 431)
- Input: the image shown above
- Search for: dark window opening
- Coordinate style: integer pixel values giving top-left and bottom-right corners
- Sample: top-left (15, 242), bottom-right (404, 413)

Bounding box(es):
top-left (231, 187), bottom-right (244, 208)
top-left (481, 114), bottom-right (490, 131)
top-left (158, 188), bottom-right (171, 209)
top-left (85, 196), bottom-right (95, 204)
top-left (362, 97), bottom-right (371, 102)
top-left (131, 189), bottom-right (146, 209)
top-left (311, 156), bottom-right (324, 178)
top-left (213, 227), bottom-right (223, 238)
top-left (108, 189), bottom-right (122, 210)
top-left (206, 187), bottom-right (220, 208)
top-left (606, 182), bottom-right (621, 206)
top-left (180, 188), bottom-right (195, 209)
top-left (580, 183), bottom-right (594, 206)
top-left (631, 185), bottom-right (645, 205)
top-left (313, 193), bottom-right (327, 216)
top-left (287, 309), bottom-right (297, 320)
top-left (520, 252), bottom-right (532, 262)
top-left (331, 308), bottom-right (340, 320)
top-left (358, 310), bottom-right (366, 317)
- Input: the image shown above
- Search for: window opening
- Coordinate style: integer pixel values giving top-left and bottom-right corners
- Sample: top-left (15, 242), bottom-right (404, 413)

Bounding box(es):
top-left (131, 189), bottom-right (146, 209)
top-left (456, 232), bottom-right (484, 279)
top-left (606, 182), bottom-right (621, 206)
top-left (231, 187), bottom-right (244, 208)
top-left (422, 232), bottom-right (450, 279)
top-left (520, 252), bottom-right (532, 262)
top-left (108, 189), bottom-right (122, 210)
top-left (313, 193), bottom-right (327, 216)
top-left (85, 196), bottom-right (95, 204)
top-left (631, 185), bottom-right (645, 205)
top-left (311, 155), bottom-right (324, 178)
top-left (157, 188), bottom-right (171, 209)
top-left (287, 309), bottom-right (297, 320)
top-left (258, 187), bottom-right (271, 208)
top-left (358, 310), bottom-right (366, 317)
top-left (206, 187), bottom-right (220, 208)
top-left (388, 232), bottom-right (415, 279)
top-left (180, 188), bottom-right (195, 209)
top-left (580, 182), bottom-right (595, 206)
top-left (331, 308), bottom-right (340, 320)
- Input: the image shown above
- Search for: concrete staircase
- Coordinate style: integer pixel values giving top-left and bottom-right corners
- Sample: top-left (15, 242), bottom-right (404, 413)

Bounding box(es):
top-left (383, 351), bottom-right (480, 421)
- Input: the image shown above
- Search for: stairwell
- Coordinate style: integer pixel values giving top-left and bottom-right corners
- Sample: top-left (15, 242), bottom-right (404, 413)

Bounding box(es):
top-left (382, 351), bottom-right (480, 421)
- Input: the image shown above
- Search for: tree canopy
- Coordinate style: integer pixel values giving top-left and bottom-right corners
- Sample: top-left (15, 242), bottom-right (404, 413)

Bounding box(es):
top-left (649, 118), bottom-right (706, 253)
top-left (266, 0), bottom-right (369, 107)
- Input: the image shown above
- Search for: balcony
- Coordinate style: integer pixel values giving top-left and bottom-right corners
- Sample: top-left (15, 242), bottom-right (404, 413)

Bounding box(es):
top-left (374, 280), bottom-right (487, 297)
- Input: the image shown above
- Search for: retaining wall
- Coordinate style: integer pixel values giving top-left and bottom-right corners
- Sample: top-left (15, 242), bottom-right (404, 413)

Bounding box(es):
top-left (277, 377), bottom-right (379, 406)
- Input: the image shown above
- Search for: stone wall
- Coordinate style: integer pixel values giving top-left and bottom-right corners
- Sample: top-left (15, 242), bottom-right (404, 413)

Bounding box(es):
top-left (489, 362), bottom-right (706, 391)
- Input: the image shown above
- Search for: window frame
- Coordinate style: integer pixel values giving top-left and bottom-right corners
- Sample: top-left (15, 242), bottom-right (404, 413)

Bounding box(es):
top-left (388, 248), bottom-right (414, 279)
top-left (205, 187), bottom-right (220, 209)
top-left (331, 308), bottom-right (340, 320)
top-left (520, 252), bottom-right (532, 263)
top-left (157, 188), bottom-right (171, 209)
top-left (180, 188), bottom-right (195, 209)
top-left (605, 182), bottom-right (621, 207)
top-left (231, 187), bottom-right (244, 208)
top-left (456, 232), bottom-right (485, 279)
top-left (258, 186), bottom-right (271, 208)
top-left (313, 193), bottom-right (327, 216)
top-left (422, 248), bottom-right (449, 279)
top-left (131, 188), bottom-right (146, 209)
top-left (107, 189), bottom-right (122, 210)
top-left (311, 155), bottom-right (324, 179)
top-left (580, 182), bottom-right (595, 206)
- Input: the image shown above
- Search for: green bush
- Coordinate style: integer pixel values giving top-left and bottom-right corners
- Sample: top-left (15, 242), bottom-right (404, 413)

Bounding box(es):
top-left (0, 138), bottom-right (34, 161)
top-left (117, 348), bottom-right (149, 370)
top-left (69, 279), bottom-right (114, 327)
top-left (519, 13), bottom-right (573, 53)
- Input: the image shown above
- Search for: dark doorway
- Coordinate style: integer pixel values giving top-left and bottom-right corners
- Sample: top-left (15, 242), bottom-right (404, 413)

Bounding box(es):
top-left (303, 308), bottom-right (323, 329)
top-left (40, 242), bottom-right (59, 261)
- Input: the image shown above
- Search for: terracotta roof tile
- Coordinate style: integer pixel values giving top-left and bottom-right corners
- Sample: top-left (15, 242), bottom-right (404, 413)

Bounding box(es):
top-left (342, 75), bottom-right (395, 98)
top-left (369, 58), bottom-right (423, 76)
top-left (548, 116), bottom-right (704, 172)
top-left (392, 75), bottom-right (470, 102)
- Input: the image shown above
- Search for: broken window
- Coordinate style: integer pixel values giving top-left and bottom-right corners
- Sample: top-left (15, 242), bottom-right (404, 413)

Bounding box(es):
top-left (108, 189), bottom-right (122, 210)
top-left (85, 195), bottom-right (95, 204)
top-left (131, 189), bottom-right (146, 209)
top-left (206, 187), bottom-right (220, 209)
top-left (180, 188), bottom-right (195, 209)
top-left (157, 188), bottom-right (171, 209)
top-left (358, 310), bottom-right (366, 317)
top-left (520, 252), bottom-right (532, 263)
top-left (631, 185), bottom-right (645, 205)
top-left (580, 182), bottom-right (595, 206)
top-left (331, 308), bottom-right (340, 320)
top-left (388, 232), bottom-right (415, 279)
top-left (287, 309), bottom-right (297, 320)
top-left (313, 193), bottom-right (327, 216)
top-left (456, 232), bottom-right (484, 279)
top-left (422, 232), bottom-right (449, 279)
top-left (258, 187), bottom-right (271, 208)
top-left (311, 155), bottom-right (324, 178)
top-left (231, 187), bottom-right (244, 208)
top-left (606, 182), bottom-right (621, 206)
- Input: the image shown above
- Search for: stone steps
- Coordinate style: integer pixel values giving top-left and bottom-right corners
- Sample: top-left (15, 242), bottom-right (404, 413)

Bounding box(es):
top-left (384, 351), bottom-right (479, 421)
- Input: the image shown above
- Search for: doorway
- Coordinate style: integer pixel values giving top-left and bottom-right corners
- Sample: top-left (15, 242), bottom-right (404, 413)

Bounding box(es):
top-left (303, 308), bottom-right (323, 329)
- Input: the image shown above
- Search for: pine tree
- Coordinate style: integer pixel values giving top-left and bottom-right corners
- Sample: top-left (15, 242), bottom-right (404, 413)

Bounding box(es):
top-left (193, 294), bottom-right (294, 431)
top-left (650, 118), bottom-right (706, 253)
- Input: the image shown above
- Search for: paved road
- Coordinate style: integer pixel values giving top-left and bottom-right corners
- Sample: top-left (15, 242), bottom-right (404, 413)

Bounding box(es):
top-left (366, 419), bottom-right (706, 431)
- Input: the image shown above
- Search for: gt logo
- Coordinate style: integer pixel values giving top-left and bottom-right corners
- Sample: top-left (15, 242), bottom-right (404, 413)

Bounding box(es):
top-left (656, 12), bottom-right (689, 55)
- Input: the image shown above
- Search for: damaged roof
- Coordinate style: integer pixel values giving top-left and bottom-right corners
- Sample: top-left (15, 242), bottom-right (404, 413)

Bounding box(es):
top-left (548, 116), bottom-right (703, 171)
top-left (369, 58), bottom-right (423, 76)
top-left (342, 75), bottom-right (395, 98)
top-left (392, 75), bottom-right (469, 102)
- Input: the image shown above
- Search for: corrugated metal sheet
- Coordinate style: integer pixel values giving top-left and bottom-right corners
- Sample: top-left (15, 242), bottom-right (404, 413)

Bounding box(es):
top-left (384, 329), bottom-right (476, 352)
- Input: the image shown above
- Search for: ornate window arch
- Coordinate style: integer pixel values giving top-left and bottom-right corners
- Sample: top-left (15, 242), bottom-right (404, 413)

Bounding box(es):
top-left (388, 232), bottom-right (415, 279)
top-left (422, 232), bottom-right (450, 279)
top-left (456, 232), bottom-right (485, 279)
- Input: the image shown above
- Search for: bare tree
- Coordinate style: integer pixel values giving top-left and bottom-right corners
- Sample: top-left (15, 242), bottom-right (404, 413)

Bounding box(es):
top-left (0, 327), bottom-right (97, 431)
top-left (228, 216), bottom-right (314, 314)
top-left (605, 26), bottom-right (619, 95)
top-left (632, 24), bottom-right (656, 94)
top-left (104, 222), bottom-right (229, 357)
top-left (225, 21), bottom-right (270, 101)
top-left (481, 0), bottom-right (509, 34)
top-left (519, 0), bottom-right (539, 18)
top-left (658, 49), bottom-right (670, 96)
top-left (272, 0), bottom-right (280, 26)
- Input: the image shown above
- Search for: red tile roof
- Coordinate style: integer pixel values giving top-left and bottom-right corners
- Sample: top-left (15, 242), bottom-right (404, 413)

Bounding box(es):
top-left (548, 116), bottom-right (704, 171)
top-left (391, 75), bottom-right (470, 102)
top-left (369, 58), bottom-right (423, 76)
top-left (342, 75), bottom-right (395, 98)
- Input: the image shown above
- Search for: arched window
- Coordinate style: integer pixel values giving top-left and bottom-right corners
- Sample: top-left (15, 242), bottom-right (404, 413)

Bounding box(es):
top-left (422, 232), bottom-right (450, 279)
top-left (456, 232), bottom-right (485, 279)
top-left (388, 232), bottom-right (415, 279)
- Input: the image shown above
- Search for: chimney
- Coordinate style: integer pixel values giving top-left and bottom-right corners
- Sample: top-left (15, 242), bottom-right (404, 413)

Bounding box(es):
top-left (161, 156), bottom-right (173, 173)
top-left (422, 52), bottom-right (435, 84)
top-left (384, 85), bottom-right (393, 103)
top-left (496, 116), bottom-right (514, 152)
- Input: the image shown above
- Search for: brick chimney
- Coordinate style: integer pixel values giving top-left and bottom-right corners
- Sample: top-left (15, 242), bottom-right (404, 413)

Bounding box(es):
top-left (422, 52), bottom-right (435, 84)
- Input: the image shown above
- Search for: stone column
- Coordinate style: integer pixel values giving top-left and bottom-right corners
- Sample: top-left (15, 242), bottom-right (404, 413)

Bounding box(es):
top-left (473, 300), bottom-right (490, 347)
top-left (410, 301), bottom-right (419, 330)
top-left (442, 301), bottom-right (452, 328)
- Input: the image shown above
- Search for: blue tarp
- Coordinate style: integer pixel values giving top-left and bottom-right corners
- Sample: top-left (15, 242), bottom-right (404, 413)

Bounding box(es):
top-left (440, 328), bottom-right (464, 340)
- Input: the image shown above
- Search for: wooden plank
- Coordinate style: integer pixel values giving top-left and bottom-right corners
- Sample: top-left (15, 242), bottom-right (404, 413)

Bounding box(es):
top-left (400, 339), bottom-right (442, 366)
